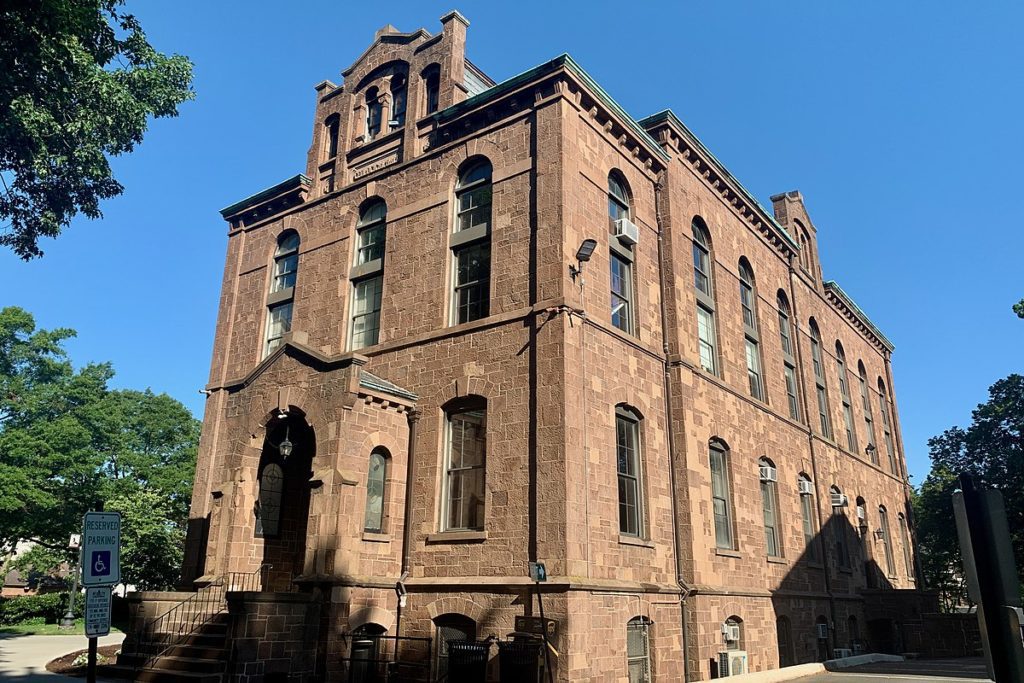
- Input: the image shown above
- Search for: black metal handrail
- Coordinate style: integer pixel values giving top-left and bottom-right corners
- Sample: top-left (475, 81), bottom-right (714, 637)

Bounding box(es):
top-left (125, 563), bottom-right (271, 668)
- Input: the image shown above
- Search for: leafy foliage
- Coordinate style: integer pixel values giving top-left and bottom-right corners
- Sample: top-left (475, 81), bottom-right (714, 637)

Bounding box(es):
top-left (0, 0), bottom-right (194, 258)
top-left (915, 374), bottom-right (1024, 609)
top-left (0, 306), bottom-right (199, 589)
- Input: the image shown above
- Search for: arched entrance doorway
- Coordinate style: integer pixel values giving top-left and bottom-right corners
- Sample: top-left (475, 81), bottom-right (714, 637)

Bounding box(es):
top-left (257, 410), bottom-right (315, 591)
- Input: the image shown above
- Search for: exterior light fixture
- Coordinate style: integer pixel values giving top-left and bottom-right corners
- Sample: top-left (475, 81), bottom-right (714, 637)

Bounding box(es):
top-left (570, 238), bottom-right (598, 281)
top-left (278, 425), bottom-right (293, 459)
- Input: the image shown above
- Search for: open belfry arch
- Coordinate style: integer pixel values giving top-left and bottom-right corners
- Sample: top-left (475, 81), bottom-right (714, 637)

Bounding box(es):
top-left (118, 10), bottom-right (949, 683)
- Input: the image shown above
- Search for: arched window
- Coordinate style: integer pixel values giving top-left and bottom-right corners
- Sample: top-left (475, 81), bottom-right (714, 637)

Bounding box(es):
top-left (363, 448), bottom-right (388, 533)
top-left (608, 173), bottom-right (635, 334)
top-left (443, 397), bottom-right (487, 531)
top-left (799, 473), bottom-right (820, 563)
top-left (878, 378), bottom-right (897, 474)
top-left (898, 513), bottom-right (913, 580)
top-left (422, 64), bottom-right (440, 115)
top-left (831, 485), bottom-right (850, 569)
top-left (350, 199), bottom-right (387, 350)
top-left (616, 405), bottom-right (644, 537)
top-left (452, 159), bottom-right (492, 324)
top-left (256, 462), bottom-right (284, 537)
top-left (878, 505), bottom-right (896, 577)
top-left (434, 614), bottom-right (476, 680)
top-left (739, 259), bottom-right (764, 400)
top-left (389, 74), bottom-right (407, 128)
top-left (692, 219), bottom-right (718, 375)
top-left (323, 114), bottom-right (340, 160)
top-left (626, 617), bottom-right (652, 682)
top-left (809, 320), bottom-right (832, 439)
top-left (350, 623), bottom-right (386, 682)
top-left (264, 232), bottom-right (299, 357)
top-left (858, 362), bottom-right (877, 463)
top-left (776, 615), bottom-right (795, 667)
top-left (365, 87), bottom-right (382, 139)
top-left (836, 342), bottom-right (858, 453)
top-left (723, 616), bottom-right (743, 651)
top-left (710, 439), bottom-right (734, 550)
top-left (760, 458), bottom-right (781, 557)
top-left (778, 292), bottom-right (800, 420)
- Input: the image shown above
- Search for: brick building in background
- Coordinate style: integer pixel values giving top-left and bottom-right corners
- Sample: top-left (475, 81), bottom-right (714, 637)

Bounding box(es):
top-left (121, 11), bottom-right (938, 682)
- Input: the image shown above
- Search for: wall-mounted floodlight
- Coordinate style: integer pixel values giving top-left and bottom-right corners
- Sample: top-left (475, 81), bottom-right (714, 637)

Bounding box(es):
top-left (570, 239), bottom-right (598, 281)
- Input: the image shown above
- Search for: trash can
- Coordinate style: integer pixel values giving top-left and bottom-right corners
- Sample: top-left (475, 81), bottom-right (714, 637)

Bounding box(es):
top-left (446, 640), bottom-right (489, 681)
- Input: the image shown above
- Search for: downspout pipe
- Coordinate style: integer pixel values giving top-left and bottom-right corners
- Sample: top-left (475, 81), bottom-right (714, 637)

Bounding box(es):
top-left (654, 171), bottom-right (693, 683)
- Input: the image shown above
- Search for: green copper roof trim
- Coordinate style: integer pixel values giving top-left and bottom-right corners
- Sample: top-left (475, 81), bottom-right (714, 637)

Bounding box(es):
top-left (432, 54), bottom-right (670, 162)
top-left (638, 110), bottom-right (798, 250)
top-left (824, 280), bottom-right (895, 352)
top-left (220, 174), bottom-right (311, 218)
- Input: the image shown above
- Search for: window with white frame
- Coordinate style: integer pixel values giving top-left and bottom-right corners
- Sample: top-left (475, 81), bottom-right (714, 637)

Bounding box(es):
top-left (443, 398), bottom-right (486, 531)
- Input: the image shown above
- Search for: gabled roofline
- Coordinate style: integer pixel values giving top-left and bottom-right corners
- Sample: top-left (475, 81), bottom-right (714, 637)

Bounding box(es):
top-left (219, 174), bottom-right (310, 219)
top-left (824, 280), bottom-right (895, 352)
top-left (639, 109), bottom-right (797, 250)
top-left (431, 54), bottom-right (670, 163)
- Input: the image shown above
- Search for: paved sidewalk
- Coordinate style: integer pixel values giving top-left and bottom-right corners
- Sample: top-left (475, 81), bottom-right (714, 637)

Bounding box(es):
top-left (0, 633), bottom-right (124, 682)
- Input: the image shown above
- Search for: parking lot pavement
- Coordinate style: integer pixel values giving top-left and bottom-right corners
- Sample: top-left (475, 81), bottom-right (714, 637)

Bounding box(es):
top-left (801, 657), bottom-right (992, 682)
top-left (0, 633), bottom-right (124, 682)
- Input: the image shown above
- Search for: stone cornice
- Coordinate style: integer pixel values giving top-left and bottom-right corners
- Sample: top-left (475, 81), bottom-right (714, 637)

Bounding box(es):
top-left (824, 281), bottom-right (895, 353)
top-left (639, 110), bottom-right (798, 258)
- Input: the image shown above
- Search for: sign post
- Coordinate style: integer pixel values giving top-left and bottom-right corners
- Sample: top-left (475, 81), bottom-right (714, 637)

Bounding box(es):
top-left (81, 510), bottom-right (120, 683)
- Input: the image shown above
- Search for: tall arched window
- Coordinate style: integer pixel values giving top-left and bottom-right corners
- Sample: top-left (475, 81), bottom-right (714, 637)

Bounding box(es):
top-left (350, 199), bottom-right (386, 349)
top-left (739, 259), bottom-right (764, 400)
top-left (898, 513), bottom-right (914, 580)
top-left (799, 474), bottom-right (820, 562)
top-left (831, 485), bottom-right (851, 569)
top-left (608, 173), bottom-right (635, 334)
top-left (616, 405), bottom-right (644, 537)
top-left (389, 74), bottom-right (407, 128)
top-left (626, 617), bottom-right (652, 682)
top-left (452, 159), bottom-right (492, 324)
top-left (264, 231), bottom-right (299, 357)
top-left (836, 342), bottom-right (858, 453)
top-left (434, 614), bottom-right (476, 680)
top-left (878, 505), bottom-right (896, 577)
top-left (858, 362), bottom-right (877, 464)
top-left (443, 397), bottom-right (487, 531)
top-left (759, 458), bottom-right (781, 557)
top-left (692, 219), bottom-right (718, 375)
top-left (365, 87), bottom-right (382, 139)
top-left (323, 114), bottom-right (340, 160)
top-left (422, 64), bottom-right (440, 115)
top-left (710, 439), bottom-right (734, 549)
top-left (878, 378), bottom-right (897, 474)
top-left (809, 320), bottom-right (832, 439)
top-left (363, 448), bottom-right (388, 533)
top-left (776, 616), bottom-right (795, 667)
top-left (778, 292), bottom-right (800, 420)
top-left (256, 462), bottom-right (284, 537)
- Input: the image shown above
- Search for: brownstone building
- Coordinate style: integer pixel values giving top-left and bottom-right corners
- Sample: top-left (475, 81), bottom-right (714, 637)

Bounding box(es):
top-left (123, 11), bottom-right (930, 682)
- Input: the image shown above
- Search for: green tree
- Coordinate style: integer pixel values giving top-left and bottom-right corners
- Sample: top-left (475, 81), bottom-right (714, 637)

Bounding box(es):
top-left (0, 307), bottom-right (199, 589)
top-left (0, 0), bottom-right (194, 259)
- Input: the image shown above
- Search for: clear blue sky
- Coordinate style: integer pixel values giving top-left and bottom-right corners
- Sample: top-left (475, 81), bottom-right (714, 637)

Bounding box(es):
top-left (2, 1), bottom-right (1021, 484)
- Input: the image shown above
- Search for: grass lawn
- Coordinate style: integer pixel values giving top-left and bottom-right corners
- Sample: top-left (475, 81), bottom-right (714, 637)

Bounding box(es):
top-left (0, 619), bottom-right (122, 636)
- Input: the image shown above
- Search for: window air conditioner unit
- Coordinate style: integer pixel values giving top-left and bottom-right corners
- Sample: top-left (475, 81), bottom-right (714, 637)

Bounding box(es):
top-left (856, 505), bottom-right (866, 520)
top-left (717, 651), bottom-right (748, 677)
top-left (816, 623), bottom-right (829, 640)
top-left (830, 493), bottom-right (848, 508)
top-left (798, 479), bottom-right (814, 496)
top-left (759, 465), bottom-right (777, 482)
top-left (614, 218), bottom-right (639, 246)
top-left (722, 623), bottom-right (741, 642)
top-left (833, 648), bottom-right (853, 659)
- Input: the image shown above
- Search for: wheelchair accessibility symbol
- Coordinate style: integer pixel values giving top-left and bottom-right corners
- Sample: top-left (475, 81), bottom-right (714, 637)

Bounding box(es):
top-left (91, 550), bottom-right (111, 577)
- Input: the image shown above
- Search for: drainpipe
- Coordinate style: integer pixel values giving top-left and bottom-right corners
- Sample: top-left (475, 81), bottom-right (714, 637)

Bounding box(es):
top-left (654, 171), bottom-right (693, 682)
top-left (786, 266), bottom-right (839, 646)
top-left (393, 408), bottom-right (420, 649)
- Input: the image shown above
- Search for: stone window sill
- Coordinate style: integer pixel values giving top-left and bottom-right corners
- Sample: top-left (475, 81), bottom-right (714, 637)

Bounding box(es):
top-left (362, 532), bottom-right (390, 543)
top-left (714, 548), bottom-right (742, 559)
top-left (619, 534), bottom-right (654, 549)
top-left (767, 556), bottom-right (787, 565)
top-left (426, 530), bottom-right (487, 544)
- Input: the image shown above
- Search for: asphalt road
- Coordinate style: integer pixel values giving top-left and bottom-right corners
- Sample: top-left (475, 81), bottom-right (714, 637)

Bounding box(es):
top-left (0, 632), bottom-right (124, 682)
top-left (802, 657), bottom-right (992, 682)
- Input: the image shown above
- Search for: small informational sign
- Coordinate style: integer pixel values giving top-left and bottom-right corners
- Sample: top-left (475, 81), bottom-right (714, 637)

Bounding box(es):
top-left (85, 586), bottom-right (111, 637)
top-left (515, 615), bottom-right (558, 638)
top-left (81, 512), bottom-right (121, 586)
top-left (528, 561), bottom-right (547, 582)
